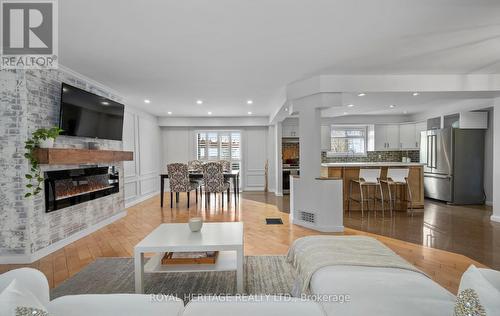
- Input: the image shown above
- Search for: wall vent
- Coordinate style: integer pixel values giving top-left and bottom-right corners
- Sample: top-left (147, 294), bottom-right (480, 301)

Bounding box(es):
top-left (299, 211), bottom-right (316, 223)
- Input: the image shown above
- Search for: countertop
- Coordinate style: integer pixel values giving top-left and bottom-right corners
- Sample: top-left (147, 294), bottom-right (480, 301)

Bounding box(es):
top-left (321, 162), bottom-right (425, 167)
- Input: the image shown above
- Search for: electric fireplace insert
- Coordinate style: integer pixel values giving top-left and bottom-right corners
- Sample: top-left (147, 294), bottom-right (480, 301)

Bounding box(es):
top-left (44, 166), bottom-right (119, 213)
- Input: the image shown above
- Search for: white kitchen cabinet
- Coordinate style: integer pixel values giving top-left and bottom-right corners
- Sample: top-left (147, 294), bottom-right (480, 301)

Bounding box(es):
top-left (386, 125), bottom-right (400, 149)
top-left (374, 125), bottom-right (387, 151)
top-left (415, 121), bottom-right (427, 149)
top-left (399, 123), bottom-right (416, 149)
top-left (375, 124), bottom-right (400, 150)
top-left (321, 125), bottom-right (331, 151)
top-left (282, 123), bottom-right (299, 137)
top-left (459, 111), bottom-right (488, 129)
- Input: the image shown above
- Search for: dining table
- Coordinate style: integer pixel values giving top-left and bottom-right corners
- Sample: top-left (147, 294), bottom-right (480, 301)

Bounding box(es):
top-left (159, 170), bottom-right (240, 207)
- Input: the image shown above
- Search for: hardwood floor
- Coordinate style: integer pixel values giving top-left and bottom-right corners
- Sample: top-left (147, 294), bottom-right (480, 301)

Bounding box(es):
top-left (0, 192), bottom-right (491, 295)
top-left (344, 199), bottom-right (500, 271)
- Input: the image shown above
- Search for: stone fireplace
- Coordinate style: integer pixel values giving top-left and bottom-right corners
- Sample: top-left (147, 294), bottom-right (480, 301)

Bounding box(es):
top-left (0, 68), bottom-right (128, 263)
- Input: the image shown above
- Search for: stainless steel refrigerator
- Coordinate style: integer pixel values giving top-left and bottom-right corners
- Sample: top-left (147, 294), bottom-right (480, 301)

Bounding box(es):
top-left (420, 127), bottom-right (485, 204)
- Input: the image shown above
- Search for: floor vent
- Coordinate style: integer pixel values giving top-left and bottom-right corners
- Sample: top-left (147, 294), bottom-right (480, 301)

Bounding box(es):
top-left (266, 218), bottom-right (283, 225)
top-left (299, 211), bottom-right (316, 223)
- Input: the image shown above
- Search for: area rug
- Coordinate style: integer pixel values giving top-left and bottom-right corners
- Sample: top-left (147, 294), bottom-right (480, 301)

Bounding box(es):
top-left (51, 256), bottom-right (295, 302)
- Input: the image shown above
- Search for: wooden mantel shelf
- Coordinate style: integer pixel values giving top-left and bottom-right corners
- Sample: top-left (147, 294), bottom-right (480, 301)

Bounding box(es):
top-left (34, 148), bottom-right (134, 165)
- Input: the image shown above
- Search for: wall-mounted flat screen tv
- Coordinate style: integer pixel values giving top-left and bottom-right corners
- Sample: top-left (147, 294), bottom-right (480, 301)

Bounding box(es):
top-left (59, 83), bottom-right (125, 141)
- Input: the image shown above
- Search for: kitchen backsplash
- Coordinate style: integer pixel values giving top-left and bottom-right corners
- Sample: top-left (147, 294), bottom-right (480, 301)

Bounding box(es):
top-left (322, 150), bottom-right (420, 163)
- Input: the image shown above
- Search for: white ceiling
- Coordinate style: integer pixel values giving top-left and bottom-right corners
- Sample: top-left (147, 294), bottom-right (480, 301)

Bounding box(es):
top-left (59, 0), bottom-right (500, 117)
top-left (320, 91), bottom-right (500, 118)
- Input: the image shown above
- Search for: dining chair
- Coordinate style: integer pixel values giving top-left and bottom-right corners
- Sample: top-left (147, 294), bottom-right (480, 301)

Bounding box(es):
top-left (167, 163), bottom-right (200, 208)
top-left (218, 160), bottom-right (233, 189)
top-left (188, 160), bottom-right (204, 172)
top-left (202, 162), bottom-right (230, 208)
top-left (188, 160), bottom-right (204, 199)
top-left (218, 160), bottom-right (231, 172)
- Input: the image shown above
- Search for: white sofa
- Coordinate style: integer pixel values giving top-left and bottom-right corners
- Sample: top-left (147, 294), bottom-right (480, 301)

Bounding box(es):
top-left (3, 266), bottom-right (499, 316)
top-left (0, 268), bottom-right (326, 316)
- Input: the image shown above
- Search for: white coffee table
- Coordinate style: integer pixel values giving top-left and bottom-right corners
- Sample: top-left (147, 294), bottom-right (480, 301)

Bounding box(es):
top-left (134, 222), bottom-right (244, 294)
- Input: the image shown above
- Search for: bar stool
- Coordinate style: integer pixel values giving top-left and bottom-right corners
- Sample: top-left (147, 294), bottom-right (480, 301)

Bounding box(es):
top-left (380, 168), bottom-right (413, 217)
top-left (348, 169), bottom-right (384, 217)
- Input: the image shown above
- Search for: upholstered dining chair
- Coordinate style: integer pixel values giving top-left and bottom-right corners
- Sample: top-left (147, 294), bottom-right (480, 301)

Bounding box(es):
top-left (167, 163), bottom-right (200, 208)
top-left (202, 162), bottom-right (230, 207)
top-left (218, 160), bottom-right (232, 188)
top-left (218, 160), bottom-right (231, 172)
top-left (188, 160), bottom-right (204, 172)
top-left (188, 160), bottom-right (204, 199)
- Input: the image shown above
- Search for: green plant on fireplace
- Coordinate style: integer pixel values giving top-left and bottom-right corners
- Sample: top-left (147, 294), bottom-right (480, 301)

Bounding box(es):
top-left (24, 126), bottom-right (63, 197)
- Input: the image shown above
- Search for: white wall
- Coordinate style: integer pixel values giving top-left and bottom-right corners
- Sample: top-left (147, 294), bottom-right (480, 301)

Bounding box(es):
top-left (484, 108), bottom-right (494, 205)
top-left (267, 125), bottom-right (276, 192)
top-left (160, 126), bottom-right (274, 192)
top-left (492, 100), bottom-right (500, 222)
top-left (161, 127), bottom-right (194, 166)
top-left (123, 106), bottom-right (161, 207)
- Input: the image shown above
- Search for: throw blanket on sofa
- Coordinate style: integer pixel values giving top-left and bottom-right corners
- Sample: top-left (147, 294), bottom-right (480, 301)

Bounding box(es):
top-left (287, 235), bottom-right (429, 294)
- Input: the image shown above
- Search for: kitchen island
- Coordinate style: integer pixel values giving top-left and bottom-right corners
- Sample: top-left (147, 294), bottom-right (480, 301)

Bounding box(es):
top-left (321, 162), bottom-right (425, 212)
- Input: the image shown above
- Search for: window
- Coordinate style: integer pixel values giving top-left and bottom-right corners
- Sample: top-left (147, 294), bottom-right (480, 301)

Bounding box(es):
top-left (196, 131), bottom-right (241, 170)
top-left (329, 126), bottom-right (367, 156)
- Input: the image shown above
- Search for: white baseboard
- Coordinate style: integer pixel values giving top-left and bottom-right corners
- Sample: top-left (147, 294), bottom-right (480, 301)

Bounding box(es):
top-left (292, 219), bottom-right (344, 233)
top-left (0, 211), bottom-right (127, 264)
top-left (125, 190), bottom-right (160, 208)
top-left (491, 215), bottom-right (500, 223)
top-left (242, 187), bottom-right (265, 191)
top-left (0, 254), bottom-right (32, 264)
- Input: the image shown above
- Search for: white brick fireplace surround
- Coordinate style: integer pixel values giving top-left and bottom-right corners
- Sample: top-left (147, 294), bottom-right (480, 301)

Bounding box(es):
top-left (0, 67), bottom-right (159, 264)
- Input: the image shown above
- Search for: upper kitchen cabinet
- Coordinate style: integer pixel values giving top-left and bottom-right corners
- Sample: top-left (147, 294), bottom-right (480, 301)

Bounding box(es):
top-left (415, 121), bottom-right (427, 148)
top-left (375, 124), bottom-right (400, 150)
top-left (282, 121), bottom-right (299, 137)
top-left (321, 125), bottom-right (331, 151)
top-left (399, 123), bottom-right (416, 149)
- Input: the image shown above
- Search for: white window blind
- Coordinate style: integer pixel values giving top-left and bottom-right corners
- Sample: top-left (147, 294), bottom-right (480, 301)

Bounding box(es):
top-left (196, 131), bottom-right (241, 170)
top-left (330, 126), bottom-right (367, 156)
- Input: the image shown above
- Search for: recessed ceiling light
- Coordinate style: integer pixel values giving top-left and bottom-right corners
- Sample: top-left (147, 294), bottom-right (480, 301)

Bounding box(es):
top-left (207, 111), bottom-right (212, 115)
top-left (357, 93), bottom-right (366, 97)
top-left (389, 104), bottom-right (396, 108)
top-left (347, 104), bottom-right (355, 107)
top-left (247, 111), bottom-right (252, 115)
top-left (167, 111), bottom-right (172, 115)
top-left (412, 92), bottom-right (420, 96)
top-left (343, 112), bottom-right (348, 115)
top-left (247, 100), bottom-right (253, 105)
top-left (196, 100), bottom-right (203, 105)
top-left (101, 101), bottom-right (109, 105)
top-left (144, 99), bottom-right (151, 104)
top-left (284, 108), bottom-right (288, 112)
top-left (403, 110), bottom-right (408, 114)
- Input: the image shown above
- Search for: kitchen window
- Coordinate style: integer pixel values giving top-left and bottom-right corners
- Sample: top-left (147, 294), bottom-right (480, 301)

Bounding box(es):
top-left (196, 131), bottom-right (241, 170)
top-left (328, 126), bottom-right (367, 156)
